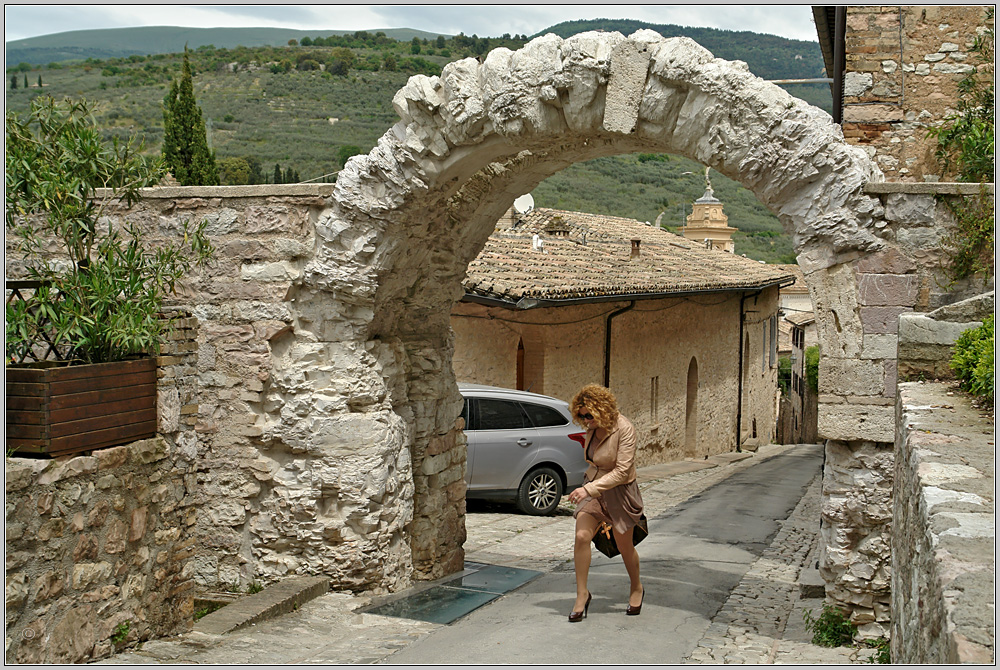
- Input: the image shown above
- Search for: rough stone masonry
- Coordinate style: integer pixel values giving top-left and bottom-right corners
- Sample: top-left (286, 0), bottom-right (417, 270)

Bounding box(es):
top-left (5, 31), bottom-right (974, 636)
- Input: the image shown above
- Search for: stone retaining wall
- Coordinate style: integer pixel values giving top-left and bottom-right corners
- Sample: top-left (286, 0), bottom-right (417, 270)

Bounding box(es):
top-left (4, 315), bottom-right (201, 663)
top-left (5, 437), bottom-right (197, 664)
top-left (892, 382), bottom-right (994, 664)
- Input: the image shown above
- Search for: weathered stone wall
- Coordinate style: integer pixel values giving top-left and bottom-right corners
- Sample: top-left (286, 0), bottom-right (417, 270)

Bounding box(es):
top-left (453, 287), bottom-right (780, 466)
top-left (5, 438), bottom-right (197, 664)
top-left (841, 5), bottom-right (993, 181)
top-left (892, 382), bottom-right (994, 664)
top-left (813, 182), bottom-right (992, 634)
top-left (4, 314), bottom-right (201, 664)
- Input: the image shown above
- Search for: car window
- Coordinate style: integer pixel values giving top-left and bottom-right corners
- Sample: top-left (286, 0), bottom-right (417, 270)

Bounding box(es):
top-left (460, 397), bottom-right (472, 430)
top-left (521, 402), bottom-right (568, 428)
top-left (476, 399), bottom-right (529, 430)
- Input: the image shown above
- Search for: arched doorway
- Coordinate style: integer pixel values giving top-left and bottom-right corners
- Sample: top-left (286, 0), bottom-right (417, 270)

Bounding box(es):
top-left (684, 357), bottom-right (699, 457)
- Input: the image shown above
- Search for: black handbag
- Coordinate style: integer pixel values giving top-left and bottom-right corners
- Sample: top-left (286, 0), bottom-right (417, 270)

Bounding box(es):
top-left (592, 514), bottom-right (648, 558)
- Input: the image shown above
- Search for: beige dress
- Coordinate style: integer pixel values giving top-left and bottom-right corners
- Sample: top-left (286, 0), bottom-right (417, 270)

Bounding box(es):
top-left (574, 414), bottom-right (644, 536)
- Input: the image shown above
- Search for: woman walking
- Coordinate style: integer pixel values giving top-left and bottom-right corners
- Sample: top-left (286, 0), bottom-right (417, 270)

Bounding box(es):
top-left (566, 384), bottom-right (645, 622)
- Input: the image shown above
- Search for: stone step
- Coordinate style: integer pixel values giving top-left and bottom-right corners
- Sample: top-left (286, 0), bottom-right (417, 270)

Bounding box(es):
top-left (798, 567), bottom-right (826, 599)
top-left (195, 576), bottom-right (330, 636)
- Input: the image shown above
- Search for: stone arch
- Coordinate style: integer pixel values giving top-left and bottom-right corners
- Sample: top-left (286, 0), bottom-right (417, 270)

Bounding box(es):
top-left (264, 31), bottom-right (895, 589)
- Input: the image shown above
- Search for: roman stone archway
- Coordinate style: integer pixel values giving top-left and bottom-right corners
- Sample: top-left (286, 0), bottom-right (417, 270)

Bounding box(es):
top-left (263, 31), bottom-right (903, 615)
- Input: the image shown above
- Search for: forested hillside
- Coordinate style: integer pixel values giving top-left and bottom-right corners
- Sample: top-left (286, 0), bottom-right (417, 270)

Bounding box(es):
top-left (5, 22), bottom-right (820, 263)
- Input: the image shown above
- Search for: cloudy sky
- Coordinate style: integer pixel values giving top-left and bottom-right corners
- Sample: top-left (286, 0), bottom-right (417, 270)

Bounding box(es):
top-left (5, 4), bottom-right (820, 44)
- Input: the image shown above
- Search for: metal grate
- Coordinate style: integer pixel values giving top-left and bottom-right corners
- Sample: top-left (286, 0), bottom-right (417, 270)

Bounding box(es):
top-left (5, 279), bottom-right (76, 364)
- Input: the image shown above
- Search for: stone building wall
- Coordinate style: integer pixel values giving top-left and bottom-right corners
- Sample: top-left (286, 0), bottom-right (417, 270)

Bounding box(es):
top-left (841, 5), bottom-right (993, 182)
top-left (4, 318), bottom-right (201, 664)
top-left (452, 286), bottom-right (781, 466)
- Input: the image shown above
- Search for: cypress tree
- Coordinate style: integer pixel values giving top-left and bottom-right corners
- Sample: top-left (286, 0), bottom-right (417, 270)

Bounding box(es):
top-left (162, 48), bottom-right (218, 185)
top-left (23, 74), bottom-right (28, 88)
top-left (37, 74), bottom-right (42, 87)
top-left (10, 74), bottom-right (17, 90)
top-left (273, 163), bottom-right (282, 184)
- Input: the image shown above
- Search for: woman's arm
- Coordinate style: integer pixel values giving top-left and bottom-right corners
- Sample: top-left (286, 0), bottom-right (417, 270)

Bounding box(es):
top-left (582, 418), bottom-right (636, 497)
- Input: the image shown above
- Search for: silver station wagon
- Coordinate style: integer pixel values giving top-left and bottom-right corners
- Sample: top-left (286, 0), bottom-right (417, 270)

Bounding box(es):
top-left (458, 383), bottom-right (589, 515)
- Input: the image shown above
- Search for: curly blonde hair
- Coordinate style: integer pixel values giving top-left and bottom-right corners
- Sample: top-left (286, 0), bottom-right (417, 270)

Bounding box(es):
top-left (569, 384), bottom-right (619, 431)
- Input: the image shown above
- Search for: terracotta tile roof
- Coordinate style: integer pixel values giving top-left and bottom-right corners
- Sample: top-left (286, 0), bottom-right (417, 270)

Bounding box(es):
top-left (776, 264), bottom-right (808, 293)
top-left (786, 311), bottom-right (817, 327)
top-left (463, 208), bottom-right (796, 305)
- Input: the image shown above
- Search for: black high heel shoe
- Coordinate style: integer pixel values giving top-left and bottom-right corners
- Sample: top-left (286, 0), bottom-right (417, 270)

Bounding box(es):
top-left (568, 592), bottom-right (592, 622)
top-left (625, 588), bottom-right (644, 616)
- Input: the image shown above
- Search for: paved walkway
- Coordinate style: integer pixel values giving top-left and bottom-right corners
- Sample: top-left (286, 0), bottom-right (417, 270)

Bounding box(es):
top-left (101, 443), bottom-right (878, 665)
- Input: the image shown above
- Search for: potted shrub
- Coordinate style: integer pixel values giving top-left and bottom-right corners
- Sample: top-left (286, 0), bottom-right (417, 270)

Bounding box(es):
top-left (5, 96), bottom-right (212, 457)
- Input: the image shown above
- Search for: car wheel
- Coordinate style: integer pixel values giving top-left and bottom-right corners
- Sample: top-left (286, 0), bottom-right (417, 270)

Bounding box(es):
top-left (516, 466), bottom-right (563, 515)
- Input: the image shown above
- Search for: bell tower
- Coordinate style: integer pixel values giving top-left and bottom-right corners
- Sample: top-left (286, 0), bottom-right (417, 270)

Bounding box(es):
top-left (681, 168), bottom-right (737, 253)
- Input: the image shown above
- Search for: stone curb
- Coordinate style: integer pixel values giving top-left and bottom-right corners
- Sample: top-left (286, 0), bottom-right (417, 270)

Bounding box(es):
top-left (194, 576), bottom-right (330, 635)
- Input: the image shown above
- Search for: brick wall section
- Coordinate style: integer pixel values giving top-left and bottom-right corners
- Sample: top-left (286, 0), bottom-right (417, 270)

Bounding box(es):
top-left (4, 437), bottom-right (198, 664)
top-left (841, 6), bottom-right (994, 181)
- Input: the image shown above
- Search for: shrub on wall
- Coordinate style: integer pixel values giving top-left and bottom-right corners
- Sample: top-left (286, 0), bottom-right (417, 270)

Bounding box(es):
top-left (950, 315), bottom-right (994, 400)
top-left (804, 345), bottom-right (819, 394)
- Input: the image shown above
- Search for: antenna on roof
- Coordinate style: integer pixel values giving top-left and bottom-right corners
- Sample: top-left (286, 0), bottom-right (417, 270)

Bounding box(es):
top-left (513, 193), bottom-right (535, 215)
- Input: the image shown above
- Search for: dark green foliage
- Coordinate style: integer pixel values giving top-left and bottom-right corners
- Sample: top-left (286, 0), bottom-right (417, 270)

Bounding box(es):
top-left (5, 96), bottom-right (213, 365)
top-left (337, 145), bottom-right (363, 167)
top-left (951, 316), bottom-right (994, 400)
top-left (161, 48), bottom-right (218, 185)
top-left (803, 605), bottom-right (856, 647)
top-left (218, 156), bottom-right (251, 184)
top-left (110, 620), bottom-right (131, 645)
top-left (411, 37), bottom-right (421, 54)
top-left (804, 345), bottom-right (819, 394)
top-left (939, 185), bottom-right (994, 283)
top-left (23, 74), bottom-right (29, 88)
top-left (37, 75), bottom-right (42, 87)
top-left (273, 163), bottom-right (283, 184)
top-left (9, 73), bottom-right (16, 90)
top-left (865, 637), bottom-right (891, 664)
top-left (778, 355), bottom-right (792, 396)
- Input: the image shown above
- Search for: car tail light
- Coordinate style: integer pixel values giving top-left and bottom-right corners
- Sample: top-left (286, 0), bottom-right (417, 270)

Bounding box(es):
top-left (569, 432), bottom-right (586, 448)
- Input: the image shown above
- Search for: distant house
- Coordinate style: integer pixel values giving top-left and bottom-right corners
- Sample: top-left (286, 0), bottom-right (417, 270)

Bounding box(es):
top-left (779, 311), bottom-right (819, 444)
top-left (451, 207), bottom-right (796, 466)
top-left (775, 263), bottom-right (814, 356)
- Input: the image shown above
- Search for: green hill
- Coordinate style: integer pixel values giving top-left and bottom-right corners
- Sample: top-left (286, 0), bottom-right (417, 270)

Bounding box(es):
top-left (5, 24), bottom-right (821, 263)
top-left (6, 26), bottom-right (451, 66)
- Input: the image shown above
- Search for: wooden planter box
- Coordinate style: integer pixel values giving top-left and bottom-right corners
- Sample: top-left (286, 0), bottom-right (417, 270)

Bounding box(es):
top-left (6, 358), bottom-right (157, 458)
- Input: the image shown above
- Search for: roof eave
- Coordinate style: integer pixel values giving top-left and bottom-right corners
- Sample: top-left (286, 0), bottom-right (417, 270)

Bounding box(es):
top-left (462, 275), bottom-right (796, 311)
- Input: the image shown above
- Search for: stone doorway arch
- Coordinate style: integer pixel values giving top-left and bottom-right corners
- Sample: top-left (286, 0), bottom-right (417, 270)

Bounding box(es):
top-left (265, 30), bottom-right (902, 608)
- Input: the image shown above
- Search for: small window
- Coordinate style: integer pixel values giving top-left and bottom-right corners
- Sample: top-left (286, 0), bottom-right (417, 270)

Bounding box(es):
top-left (521, 402), bottom-right (567, 428)
top-left (477, 399), bottom-right (529, 430)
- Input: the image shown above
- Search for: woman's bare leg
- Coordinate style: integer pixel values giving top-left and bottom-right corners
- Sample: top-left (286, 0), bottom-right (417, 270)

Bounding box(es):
top-left (573, 512), bottom-right (600, 612)
top-left (613, 525), bottom-right (643, 607)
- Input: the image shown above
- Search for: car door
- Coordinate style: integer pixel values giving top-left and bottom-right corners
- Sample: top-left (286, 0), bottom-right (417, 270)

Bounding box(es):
top-left (466, 397), bottom-right (540, 492)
